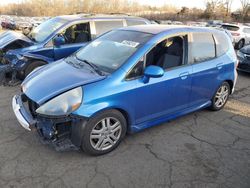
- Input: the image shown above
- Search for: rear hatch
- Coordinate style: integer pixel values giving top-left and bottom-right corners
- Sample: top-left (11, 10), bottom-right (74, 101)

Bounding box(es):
top-left (221, 25), bottom-right (240, 37)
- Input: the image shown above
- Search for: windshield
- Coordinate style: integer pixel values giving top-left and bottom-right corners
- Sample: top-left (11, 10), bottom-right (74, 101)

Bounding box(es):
top-left (28, 17), bottom-right (68, 43)
top-left (75, 30), bottom-right (153, 73)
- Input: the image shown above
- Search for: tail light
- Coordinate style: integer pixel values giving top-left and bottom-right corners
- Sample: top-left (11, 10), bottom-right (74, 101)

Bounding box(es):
top-left (231, 32), bottom-right (240, 36)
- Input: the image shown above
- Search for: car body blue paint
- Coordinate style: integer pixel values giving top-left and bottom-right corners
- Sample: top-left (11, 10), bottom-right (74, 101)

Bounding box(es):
top-left (23, 25), bottom-right (237, 133)
top-left (23, 59), bottom-right (105, 105)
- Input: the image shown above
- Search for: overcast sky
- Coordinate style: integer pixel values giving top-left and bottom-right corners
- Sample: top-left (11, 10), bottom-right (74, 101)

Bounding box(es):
top-left (0, 0), bottom-right (243, 11)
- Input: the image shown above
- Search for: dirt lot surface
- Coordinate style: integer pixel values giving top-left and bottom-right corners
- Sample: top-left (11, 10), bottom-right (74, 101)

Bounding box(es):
top-left (0, 72), bottom-right (249, 188)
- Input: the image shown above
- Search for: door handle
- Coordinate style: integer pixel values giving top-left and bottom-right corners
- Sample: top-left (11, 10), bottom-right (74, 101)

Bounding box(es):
top-left (179, 72), bottom-right (189, 80)
top-left (216, 63), bottom-right (223, 70)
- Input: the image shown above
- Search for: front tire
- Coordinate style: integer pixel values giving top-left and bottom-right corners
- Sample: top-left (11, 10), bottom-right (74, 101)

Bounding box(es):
top-left (24, 61), bottom-right (46, 78)
top-left (210, 82), bottom-right (230, 111)
top-left (81, 110), bottom-right (127, 155)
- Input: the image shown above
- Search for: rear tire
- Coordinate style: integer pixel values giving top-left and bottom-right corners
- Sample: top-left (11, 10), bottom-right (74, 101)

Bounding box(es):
top-left (81, 109), bottom-right (127, 156)
top-left (24, 61), bottom-right (46, 78)
top-left (210, 82), bottom-right (230, 111)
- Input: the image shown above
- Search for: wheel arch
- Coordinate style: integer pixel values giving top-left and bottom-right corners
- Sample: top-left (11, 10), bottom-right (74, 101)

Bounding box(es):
top-left (225, 79), bottom-right (234, 94)
top-left (91, 107), bottom-right (131, 128)
top-left (71, 106), bottom-right (132, 148)
top-left (23, 58), bottom-right (48, 77)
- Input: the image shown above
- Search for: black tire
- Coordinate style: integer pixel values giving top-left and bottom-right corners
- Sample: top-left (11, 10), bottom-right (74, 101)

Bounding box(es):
top-left (81, 109), bottom-right (127, 155)
top-left (235, 39), bottom-right (245, 50)
top-left (24, 61), bottom-right (46, 78)
top-left (210, 82), bottom-right (230, 111)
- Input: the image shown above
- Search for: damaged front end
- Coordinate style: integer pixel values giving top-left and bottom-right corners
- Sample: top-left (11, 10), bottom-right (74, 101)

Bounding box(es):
top-left (0, 53), bottom-right (23, 86)
top-left (12, 94), bottom-right (87, 151)
top-left (0, 31), bottom-right (33, 85)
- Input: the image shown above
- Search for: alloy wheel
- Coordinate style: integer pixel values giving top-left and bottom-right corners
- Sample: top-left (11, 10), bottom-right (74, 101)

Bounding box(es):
top-left (90, 117), bottom-right (122, 151)
top-left (214, 85), bottom-right (229, 108)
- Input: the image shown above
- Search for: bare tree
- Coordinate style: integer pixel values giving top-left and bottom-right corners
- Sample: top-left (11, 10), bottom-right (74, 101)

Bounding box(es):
top-left (224, 0), bottom-right (233, 16)
top-left (240, 0), bottom-right (249, 19)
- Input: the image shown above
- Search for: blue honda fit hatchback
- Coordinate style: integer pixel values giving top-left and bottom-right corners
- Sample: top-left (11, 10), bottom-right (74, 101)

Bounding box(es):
top-left (12, 25), bottom-right (238, 155)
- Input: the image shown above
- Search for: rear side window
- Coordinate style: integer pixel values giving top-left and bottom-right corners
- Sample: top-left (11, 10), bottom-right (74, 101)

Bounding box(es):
top-left (243, 28), bottom-right (250, 34)
top-left (94, 21), bottom-right (124, 36)
top-left (221, 25), bottom-right (239, 31)
top-left (213, 32), bottom-right (229, 57)
top-left (189, 33), bottom-right (216, 63)
top-left (126, 20), bottom-right (147, 26)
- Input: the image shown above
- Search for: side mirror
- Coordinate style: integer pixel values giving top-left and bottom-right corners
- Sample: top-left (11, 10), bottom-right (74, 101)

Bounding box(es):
top-left (53, 35), bottom-right (65, 47)
top-left (143, 65), bottom-right (164, 83)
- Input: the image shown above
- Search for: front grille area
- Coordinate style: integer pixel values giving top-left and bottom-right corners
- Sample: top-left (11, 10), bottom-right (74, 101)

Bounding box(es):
top-left (21, 94), bottom-right (39, 117)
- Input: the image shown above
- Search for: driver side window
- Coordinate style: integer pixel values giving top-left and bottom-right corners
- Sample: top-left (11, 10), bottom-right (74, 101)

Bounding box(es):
top-left (61, 22), bottom-right (91, 44)
top-left (126, 35), bottom-right (186, 80)
top-left (146, 35), bottom-right (185, 70)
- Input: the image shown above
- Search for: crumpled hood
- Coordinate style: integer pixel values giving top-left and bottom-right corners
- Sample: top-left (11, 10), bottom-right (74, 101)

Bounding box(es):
top-left (6, 45), bottom-right (41, 59)
top-left (22, 59), bottom-right (106, 105)
top-left (0, 31), bottom-right (33, 49)
top-left (240, 46), bottom-right (250, 55)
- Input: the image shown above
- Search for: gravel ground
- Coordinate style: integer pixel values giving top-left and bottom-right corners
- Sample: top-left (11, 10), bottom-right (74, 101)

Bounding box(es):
top-left (0, 72), bottom-right (249, 188)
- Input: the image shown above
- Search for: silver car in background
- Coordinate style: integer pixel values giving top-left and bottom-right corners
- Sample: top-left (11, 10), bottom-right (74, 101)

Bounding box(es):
top-left (221, 23), bottom-right (250, 49)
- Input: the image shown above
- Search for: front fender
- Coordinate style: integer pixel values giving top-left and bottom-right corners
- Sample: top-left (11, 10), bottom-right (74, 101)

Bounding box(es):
top-left (72, 99), bottom-right (134, 132)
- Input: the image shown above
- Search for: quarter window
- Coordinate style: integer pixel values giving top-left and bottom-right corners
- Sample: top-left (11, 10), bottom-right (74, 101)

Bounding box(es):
top-left (126, 60), bottom-right (144, 80)
top-left (95, 21), bottom-right (124, 36)
top-left (126, 20), bottom-right (147, 26)
top-left (213, 32), bottom-right (229, 57)
top-left (189, 33), bottom-right (215, 63)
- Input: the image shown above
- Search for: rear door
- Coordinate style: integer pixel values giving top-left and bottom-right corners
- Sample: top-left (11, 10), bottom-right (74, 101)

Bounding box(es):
top-left (189, 32), bottom-right (221, 107)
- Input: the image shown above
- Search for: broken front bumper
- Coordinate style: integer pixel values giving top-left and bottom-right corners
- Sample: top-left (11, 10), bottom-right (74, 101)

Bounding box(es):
top-left (12, 95), bottom-right (36, 131)
top-left (12, 94), bottom-right (88, 151)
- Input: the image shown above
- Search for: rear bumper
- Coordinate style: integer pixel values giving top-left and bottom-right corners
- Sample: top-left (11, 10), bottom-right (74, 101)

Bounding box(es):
top-left (12, 95), bottom-right (36, 131)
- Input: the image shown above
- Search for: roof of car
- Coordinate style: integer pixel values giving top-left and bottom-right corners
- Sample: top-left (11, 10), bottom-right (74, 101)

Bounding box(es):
top-left (57, 14), bottom-right (148, 21)
top-left (118, 24), bottom-right (217, 34)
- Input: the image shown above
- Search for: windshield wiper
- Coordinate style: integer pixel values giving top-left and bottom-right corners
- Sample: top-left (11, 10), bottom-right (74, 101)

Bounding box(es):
top-left (75, 56), bottom-right (104, 76)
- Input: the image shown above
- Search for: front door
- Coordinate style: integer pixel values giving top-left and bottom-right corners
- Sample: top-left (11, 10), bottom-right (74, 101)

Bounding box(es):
top-left (53, 22), bottom-right (91, 60)
top-left (130, 35), bottom-right (193, 125)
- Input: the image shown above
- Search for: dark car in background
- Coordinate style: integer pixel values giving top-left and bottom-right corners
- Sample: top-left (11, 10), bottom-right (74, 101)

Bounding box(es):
top-left (0, 14), bottom-right (150, 81)
top-left (237, 46), bottom-right (250, 73)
